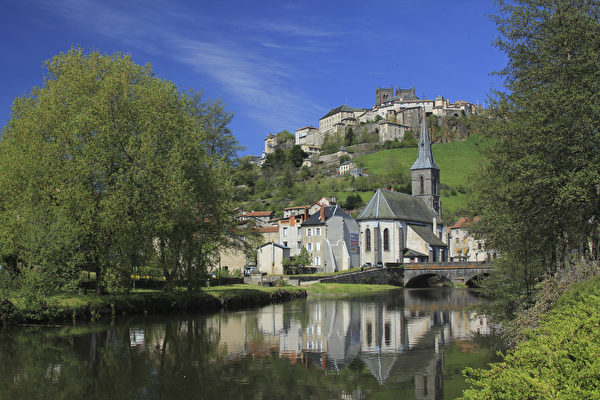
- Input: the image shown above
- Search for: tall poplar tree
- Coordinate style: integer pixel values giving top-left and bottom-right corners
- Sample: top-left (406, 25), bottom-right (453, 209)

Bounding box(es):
top-left (470, 0), bottom-right (600, 318)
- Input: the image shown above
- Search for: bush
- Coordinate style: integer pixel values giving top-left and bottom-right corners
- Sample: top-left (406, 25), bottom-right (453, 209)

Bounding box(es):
top-left (462, 275), bottom-right (600, 399)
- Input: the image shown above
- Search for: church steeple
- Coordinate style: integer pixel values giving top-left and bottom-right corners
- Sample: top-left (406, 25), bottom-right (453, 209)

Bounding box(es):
top-left (411, 108), bottom-right (438, 171)
top-left (410, 107), bottom-right (441, 216)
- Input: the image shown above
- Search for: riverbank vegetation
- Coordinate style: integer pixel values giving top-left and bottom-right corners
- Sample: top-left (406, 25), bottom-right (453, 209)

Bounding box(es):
top-left (0, 285), bottom-right (306, 325)
top-left (467, 0), bottom-right (600, 323)
top-left (462, 275), bottom-right (600, 399)
top-left (0, 48), bottom-right (262, 312)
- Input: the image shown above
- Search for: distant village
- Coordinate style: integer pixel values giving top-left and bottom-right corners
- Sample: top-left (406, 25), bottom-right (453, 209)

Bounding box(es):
top-left (220, 87), bottom-right (491, 275)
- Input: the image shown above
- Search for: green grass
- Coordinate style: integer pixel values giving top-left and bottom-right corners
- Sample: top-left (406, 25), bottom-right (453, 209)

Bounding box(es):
top-left (357, 134), bottom-right (487, 216)
top-left (303, 283), bottom-right (401, 294)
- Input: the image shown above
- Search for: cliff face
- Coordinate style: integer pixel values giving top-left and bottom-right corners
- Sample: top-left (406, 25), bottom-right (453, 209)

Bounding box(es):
top-left (428, 115), bottom-right (470, 143)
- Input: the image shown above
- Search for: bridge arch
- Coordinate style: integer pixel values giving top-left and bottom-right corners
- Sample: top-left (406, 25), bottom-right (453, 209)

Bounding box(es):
top-left (405, 273), bottom-right (452, 288)
top-left (466, 273), bottom-right (490, 288)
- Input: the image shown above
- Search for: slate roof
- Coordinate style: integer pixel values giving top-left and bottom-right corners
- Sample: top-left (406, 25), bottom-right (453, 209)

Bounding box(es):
top-left (411, 107), bottom-right (439, 171)
top-left (302, 205), bottom-right (352, 226)
top-left (356, 189), bottom-right (436, 224)
top-left (408, 224), bottom-right (447, 247)
top-left (319, 105), bottom-right (363, 120)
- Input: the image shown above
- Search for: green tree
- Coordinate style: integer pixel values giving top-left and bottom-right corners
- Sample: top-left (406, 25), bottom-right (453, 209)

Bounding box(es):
top-left (343, 194), bottom-right (364, 210)
top-left (344, 127), bottom-right (354, 146)
top-left (288, 145), bottom-right (307, 168)
top-left (0, 48), bottom-right (238, 295)
top-left (468, 1), bottom-right (600, 320)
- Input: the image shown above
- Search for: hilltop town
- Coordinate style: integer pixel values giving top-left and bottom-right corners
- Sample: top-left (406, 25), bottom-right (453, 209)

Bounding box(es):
top-left (222, 93), bottom-right (490, 276)
top-left (261, 85), bottom-right (480, 164)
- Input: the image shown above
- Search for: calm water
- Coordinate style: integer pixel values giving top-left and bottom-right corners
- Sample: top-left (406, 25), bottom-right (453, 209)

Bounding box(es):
top-left (0, 288), bottom-right (499, 400)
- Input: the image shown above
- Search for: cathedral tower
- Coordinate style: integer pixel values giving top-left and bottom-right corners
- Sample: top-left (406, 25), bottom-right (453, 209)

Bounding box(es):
top-left (411, 108), bottom-right (441, 216)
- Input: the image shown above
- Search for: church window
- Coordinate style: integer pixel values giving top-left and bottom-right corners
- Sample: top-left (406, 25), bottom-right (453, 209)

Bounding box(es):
top-left (365, 229), bottom-right (371, 252)
top-left (383, 228), bottom-right (389, 251)
top-left (419, 175), bottom-right (424, 195)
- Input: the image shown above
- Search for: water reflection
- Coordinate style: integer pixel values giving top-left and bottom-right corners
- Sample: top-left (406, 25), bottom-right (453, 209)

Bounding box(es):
top-left (1, 289), bottom-right (495, 400)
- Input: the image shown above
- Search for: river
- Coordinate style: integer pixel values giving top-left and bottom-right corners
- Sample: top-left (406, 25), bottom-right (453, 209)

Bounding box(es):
top-left (0, 288), bottom-right (499, 399)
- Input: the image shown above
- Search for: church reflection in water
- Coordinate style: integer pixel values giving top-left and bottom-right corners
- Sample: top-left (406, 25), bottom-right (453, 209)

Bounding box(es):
top-left (204, 288), bottom-right (492, 400)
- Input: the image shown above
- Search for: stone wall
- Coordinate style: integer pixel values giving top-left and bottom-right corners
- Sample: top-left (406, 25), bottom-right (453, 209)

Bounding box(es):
top-left (319, 267), bottom-right (404, 286)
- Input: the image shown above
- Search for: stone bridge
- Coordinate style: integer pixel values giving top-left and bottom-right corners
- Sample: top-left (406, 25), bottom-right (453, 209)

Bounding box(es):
top-left (402, 262), bottom-right (493, 287)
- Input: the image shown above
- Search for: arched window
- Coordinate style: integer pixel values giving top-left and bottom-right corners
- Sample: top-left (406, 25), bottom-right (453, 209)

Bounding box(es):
top-left (365, 228), bottom-right (371, 252)
top-left (383, 228), bottom-right (389, 251)
top-left (419, 175), bottom-right (424, 195)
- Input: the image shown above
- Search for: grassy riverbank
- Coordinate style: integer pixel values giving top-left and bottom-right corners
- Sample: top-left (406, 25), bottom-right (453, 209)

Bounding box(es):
top-left (303, 282), bottom-right (401, 294)
top-left (462, 276), bottom-right (600, 399)
top-left (0, 285), bottom-right (307, 325)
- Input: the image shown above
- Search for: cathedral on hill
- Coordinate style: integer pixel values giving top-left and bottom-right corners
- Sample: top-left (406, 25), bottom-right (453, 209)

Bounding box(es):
top-left (357, 108), bottom-right (448, 264)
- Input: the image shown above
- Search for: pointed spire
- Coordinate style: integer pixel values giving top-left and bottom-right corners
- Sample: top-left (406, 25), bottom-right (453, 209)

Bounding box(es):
top-left (411, 107), bottom-right (439, 170)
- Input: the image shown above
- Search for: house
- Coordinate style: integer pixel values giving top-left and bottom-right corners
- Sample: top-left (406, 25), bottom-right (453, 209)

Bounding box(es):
top-left (308, 196), bottom-right (337, 216)
top-left (257, 242), bottom-right (290, 275)
top-left (277, 211), bottom-right (310, 256)
top-left (301, 204), bottom-right (360, 272)
top-left (242, 210), bottom-right (274, 227)
top-left (357, 108), bottom-right (448, 265)
top-left (319, 105), bottom-right (366, 135)
top-left (338, 160), bottom-right (357, 175)
top-left (449, 217), bottom-right (492, 262)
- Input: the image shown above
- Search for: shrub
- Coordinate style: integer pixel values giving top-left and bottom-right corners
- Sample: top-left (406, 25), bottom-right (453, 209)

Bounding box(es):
top-left (462, 275), bottom-right (600, 399)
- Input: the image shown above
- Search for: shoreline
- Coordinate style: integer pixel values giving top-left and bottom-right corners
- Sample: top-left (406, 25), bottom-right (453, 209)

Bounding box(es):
top-left (0, 286), bottom-right (307, 326)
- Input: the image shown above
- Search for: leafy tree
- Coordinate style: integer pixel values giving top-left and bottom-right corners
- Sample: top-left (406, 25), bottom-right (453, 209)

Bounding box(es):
top-left (344, 127), bottom-right (354, 146)
top-left (0, 48), bottom-right (238, 295)
top-left (288, 145), bottom-right (307, 168)
top-left (468, 0), bottom-right (600, 319)
top-left (343, 194), bottom-right (364, 210)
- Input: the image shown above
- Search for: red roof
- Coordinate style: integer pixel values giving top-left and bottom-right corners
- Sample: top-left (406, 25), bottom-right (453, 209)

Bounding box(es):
top-left (256, 226), bottom-right (279, 233)
top-left (244, 211), bottom-right (274, 217)
top-left (450, 216), bottom-right (480, 229)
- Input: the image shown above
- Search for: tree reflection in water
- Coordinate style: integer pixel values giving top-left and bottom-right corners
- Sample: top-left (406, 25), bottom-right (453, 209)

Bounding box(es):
top-left (0, 289), bottom-right (498, 400)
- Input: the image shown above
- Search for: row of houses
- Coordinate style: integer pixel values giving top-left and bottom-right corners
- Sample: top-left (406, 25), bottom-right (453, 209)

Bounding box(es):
top-left (220, 108), bottom-right (492, 275)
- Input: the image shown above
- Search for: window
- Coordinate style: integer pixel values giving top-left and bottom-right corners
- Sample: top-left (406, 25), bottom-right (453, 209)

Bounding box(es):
top-left (307, 228), bottom-right (312, 237)
top-left (383, 228), bottom-right (389, 251)
top-left (314, 256), bottom-right (321, 266)
top-left (419, 175), bottom-right (424, 195)
top-left (297, 227), bottom-right (301, 236)
top-left (306, 243), bottom-right (312, 251)
top-left (283, 227), bottom-right (288, 237)
top-left (455, 237), bottom-right (459, 244)
top-left (478, 242), bottom-right (482, 250)
top-left (316, 227), bottom-right (321, 236)
top-left (316, 242), bottom-right (320, 251)
top-left (365, 228), bottom-right (371, 252)
top-left (297, 241), bottom-right (302, 249)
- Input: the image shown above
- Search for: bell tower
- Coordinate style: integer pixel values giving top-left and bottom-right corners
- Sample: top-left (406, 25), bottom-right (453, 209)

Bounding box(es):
top-left (411, 107), bottom-right (441, 216)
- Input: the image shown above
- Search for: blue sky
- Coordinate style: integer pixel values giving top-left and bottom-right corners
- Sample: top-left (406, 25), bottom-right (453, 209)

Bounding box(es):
top-left (1, 0), bottom-right (505, 156)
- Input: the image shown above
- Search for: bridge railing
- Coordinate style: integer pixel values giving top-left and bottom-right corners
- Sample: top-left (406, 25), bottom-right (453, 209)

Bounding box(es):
top-left (399, 261), bottom-right (492, 270)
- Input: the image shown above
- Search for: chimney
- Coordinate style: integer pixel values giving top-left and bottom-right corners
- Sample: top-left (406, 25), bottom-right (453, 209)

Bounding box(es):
top-left (320, 204), bottom-right (326, 222)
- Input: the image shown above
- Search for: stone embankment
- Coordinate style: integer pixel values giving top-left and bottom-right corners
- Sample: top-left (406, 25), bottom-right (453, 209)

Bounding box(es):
top-left (319, 268), bottom-right (404, 285)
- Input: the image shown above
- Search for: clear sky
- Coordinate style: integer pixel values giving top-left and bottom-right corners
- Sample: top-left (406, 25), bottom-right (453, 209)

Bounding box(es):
top-left (1, 0), bottom-right (506, 156)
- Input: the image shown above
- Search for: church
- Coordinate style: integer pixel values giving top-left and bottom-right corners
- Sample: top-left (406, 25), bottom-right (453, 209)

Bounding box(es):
top-left (357, 108), bottom-right (448, 265)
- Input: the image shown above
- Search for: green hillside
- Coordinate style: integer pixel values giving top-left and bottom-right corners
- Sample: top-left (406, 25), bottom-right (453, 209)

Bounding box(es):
top-left (238, 134), bottom-right (487, 223)
top-left (354, 134), bottom-right (487, 218)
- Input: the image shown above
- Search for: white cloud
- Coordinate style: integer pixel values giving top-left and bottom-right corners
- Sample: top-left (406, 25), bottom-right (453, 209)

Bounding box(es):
top-left (31, 0), bottom-right (327, 130)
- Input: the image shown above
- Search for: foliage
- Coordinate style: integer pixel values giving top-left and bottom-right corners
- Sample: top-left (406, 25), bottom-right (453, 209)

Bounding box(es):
top-left (283, 247), bottom-right (312, 275)
top-left (0, 48), bottom-right (240, 296)
top-left (343, 193), bottom-right (364, 210)
top-left (462, 276), bottom-right (600, 400)
top-left (502, 258), bottom-right (600, 347)
top-left (467, 0), bottom-right (600, 320)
